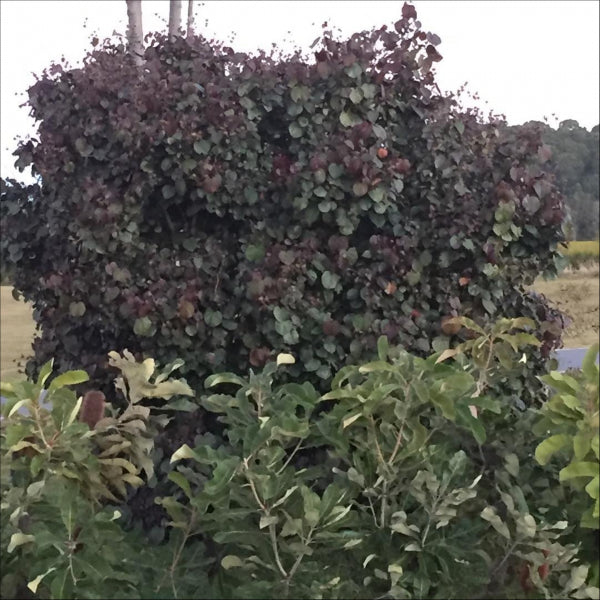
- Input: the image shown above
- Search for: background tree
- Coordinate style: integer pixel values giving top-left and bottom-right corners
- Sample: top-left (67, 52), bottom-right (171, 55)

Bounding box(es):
top-left (521, 120), bottom-right (600, 240)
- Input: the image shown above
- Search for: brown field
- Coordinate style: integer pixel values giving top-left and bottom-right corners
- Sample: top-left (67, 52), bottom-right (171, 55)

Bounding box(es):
top-left (1, 271), bottom-right (599, 379)
top-left (530, 266), bottom-right (599, 348)
top-left (1, 287), bottom-right (37, 381)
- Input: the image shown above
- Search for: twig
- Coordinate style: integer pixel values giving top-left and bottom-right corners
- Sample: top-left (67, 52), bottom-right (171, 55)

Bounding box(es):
top-left (156, 507), bottom-right (197, 596)
top-left (243, 462), bottom-right (266, 512)
top-left (269, 523), bottom-right (288, 578)
top-left (276, 439), bottom-right (304, 475)
top-left (243, 461), bottom-right (287, 578)
top-left (368, 415), bottom-right (387, 469)
top-left (380, 480), bottom-right (388, 529)
top-left (388, 420), bottom-right (406, 465)
top-left (283, 525), bottom-right (316, 597)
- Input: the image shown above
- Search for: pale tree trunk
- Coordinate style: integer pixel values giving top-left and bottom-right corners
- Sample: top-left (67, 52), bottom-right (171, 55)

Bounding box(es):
top-left (126, 0), bottom-right (144, 65)
top-left (186, 0), bottom-right (194, 37)
top-left (169, 0), bottom-right (182, 40)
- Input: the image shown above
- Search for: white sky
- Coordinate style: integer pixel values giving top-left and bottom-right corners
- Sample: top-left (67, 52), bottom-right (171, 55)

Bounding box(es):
top-left (1, 0), bottom-right (599, 182)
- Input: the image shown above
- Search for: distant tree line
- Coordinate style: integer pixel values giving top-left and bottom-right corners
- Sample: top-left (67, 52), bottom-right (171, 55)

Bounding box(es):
top-left (522, 120), bottom-right (599, 241)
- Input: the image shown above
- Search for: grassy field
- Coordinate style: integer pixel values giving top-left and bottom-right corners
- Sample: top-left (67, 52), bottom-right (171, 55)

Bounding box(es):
top-left (1, 271), bottom-right (599, 379)
top-left (1, 287), bottom-right (37, 381)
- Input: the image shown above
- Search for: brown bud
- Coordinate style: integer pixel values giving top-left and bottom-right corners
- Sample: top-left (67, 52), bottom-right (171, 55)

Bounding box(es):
top-left (322, 319), bottom-right (341, 336)
top-left (79, 391), bottom-right (106, 429)
top-left (249, 347), bottom-right (270, 368)
top-left (441, 316), bottom-right (461, 336)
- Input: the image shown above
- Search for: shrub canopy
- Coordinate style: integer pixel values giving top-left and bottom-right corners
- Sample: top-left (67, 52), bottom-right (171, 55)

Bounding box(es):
top-left (1, 4), bottom-right (567, 399)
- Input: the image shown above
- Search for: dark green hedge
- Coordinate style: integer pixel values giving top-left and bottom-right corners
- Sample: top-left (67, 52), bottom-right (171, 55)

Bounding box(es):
top-left (1, 5), bottom-right (567, 404)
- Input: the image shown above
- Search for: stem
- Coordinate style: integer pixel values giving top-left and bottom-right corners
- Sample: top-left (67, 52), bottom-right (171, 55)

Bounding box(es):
top-left (283, 525), bottom-right (316, 597)
top-left (380, 480), bottom-right (388, 529)
top-left (269, 523), bottom-right (288, 578)
top-left (491, 541), bottom-right (519, 579)
top-left (243, 460), bottom-right (287, 578)
top-left (244, 467), bottom-right (266, 511)
top-left (368, 416), bottom-right (387, 470)
top-left (276, 439), bottom-right (303, 475)
top-left (388, 420), bottom-right (406, 466)
top-left (66, 507), bottom-right (78, 585)
top-left (367, 496), bottom-right (379, 528)
top-left (157, 507), bottom-right (197, 596)
top-left (32, 404), bottom-right (51, 450)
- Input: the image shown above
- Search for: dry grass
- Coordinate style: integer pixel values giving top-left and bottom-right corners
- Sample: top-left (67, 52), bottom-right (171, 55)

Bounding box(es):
top-left (530, 272), bottom-right (599, 348)
top-left (559, 240), bottom-right (600, 257)
top-left (0, 287), bottom-right (37, 381)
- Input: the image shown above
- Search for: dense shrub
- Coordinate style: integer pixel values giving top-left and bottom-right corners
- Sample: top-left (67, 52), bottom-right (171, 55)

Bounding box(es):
top-left (0, 354), bottom-right (209, 599)
top-left (4, 323), bottom-right (597, 599)
top-left (1, 4), bottom-right (567, 405)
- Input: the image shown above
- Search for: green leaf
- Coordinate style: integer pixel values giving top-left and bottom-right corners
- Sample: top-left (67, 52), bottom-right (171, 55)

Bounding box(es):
top-left (349, 88), bottom-right (364, 104)
top-left (48, 369), bottom-right (89, 393)
top-left (582, 343), bottom-right (599, 382)
top-left (368, 187), bottom-right (385, 203)
top-left (133, 317), bottom-right (154, 337)
top-left (168, 471), bottom-right (192, 498)
top-left (162, 185), bottom-right (176, 199)
top-left (585, 476), bottom-right (599, 500)
top-left (321, 271), bottom-right (340, 290)
top-left (559, 462), bottom-right (598, 481)
top-left (289, 122), bottom-right (303, 138)
top-left (205, 372), bottom-right (245, 388)
top-left (204, 309), bottom-right (223, 327)
top-left (37, 359), bottom-right (54, 387)
top-left (339, 111), bottom-right (357, 127)
top-left (8, 533), bottom-right (35, 553)
top-left (535, 434), bottom-right (571, 466)
top-left (221, 555), bottom-right (244, 569)
top-left (259, 515), bottom-right (279, 529)
top-left (245, 244), bottom-right (265, 261)
top-left (69, 301), bottom-right (86, 317)
top-left (480, 506), bottom-right (510, 539)
top-left (343, 412), bottom-right (362, 429)
top-left (482, 298), bottom-right (496, 315)
top-left (328, 163), bottom-right (344, 179)
top-left (377, 336), bottom-right (389, 360)
top-left (170, 444), bottom-right (199, 464)
top-left (301, 485), bottom-right (321, 527)
top-left (573, 432), bottom-right (593, 460)
top-left (193, 139), bottom-right (211, 155)
top-left (27, 568), bottom-right (56, 594)
top-left (353, 182), bottom-right (368, 197)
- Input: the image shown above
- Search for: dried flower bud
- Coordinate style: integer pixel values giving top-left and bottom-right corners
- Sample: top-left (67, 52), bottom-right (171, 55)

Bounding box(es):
top-left (79, 391), bottom-right (105, 429)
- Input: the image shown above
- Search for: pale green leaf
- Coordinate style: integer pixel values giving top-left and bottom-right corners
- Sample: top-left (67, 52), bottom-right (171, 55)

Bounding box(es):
top-left (8, 532), bottom-right (35, 553)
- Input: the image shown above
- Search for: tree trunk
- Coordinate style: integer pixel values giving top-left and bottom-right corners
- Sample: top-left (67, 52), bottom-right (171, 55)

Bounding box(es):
top-left (169, 0), bottom-right (182, 40)
top-left (125, 0), bottom-right (144, 66)
top-left (186, 0), bottom-right (194, 37)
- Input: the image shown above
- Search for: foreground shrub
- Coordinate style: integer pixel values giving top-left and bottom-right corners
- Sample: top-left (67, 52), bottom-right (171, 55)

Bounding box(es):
top-left (1, 3), bottom-right (567, 404)
top-left (2, 322), bottom-right (598, 599)
top-left (162, 319), bottom-right (597, 599)
top-left (0, 356), bottom-right (210, 599)
top-left (534, 344), bottom-right (599, 529)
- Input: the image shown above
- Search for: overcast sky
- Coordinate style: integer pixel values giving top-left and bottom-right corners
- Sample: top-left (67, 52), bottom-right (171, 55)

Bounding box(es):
top-left (1, 0), bottom-right (599, 182)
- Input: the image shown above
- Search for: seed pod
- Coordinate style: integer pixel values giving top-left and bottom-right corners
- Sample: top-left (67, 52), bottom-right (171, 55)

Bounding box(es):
top-left (79, 391), bottom-right (106, 429)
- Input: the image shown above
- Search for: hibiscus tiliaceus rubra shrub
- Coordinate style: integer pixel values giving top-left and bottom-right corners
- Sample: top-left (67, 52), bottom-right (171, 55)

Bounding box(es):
top-left (1, 4), bottom-right (567, 412)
